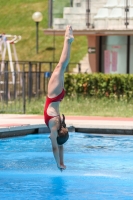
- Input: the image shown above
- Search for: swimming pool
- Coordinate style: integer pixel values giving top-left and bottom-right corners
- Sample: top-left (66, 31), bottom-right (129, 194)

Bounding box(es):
top-left (0, 132), bottom-right (133, 200)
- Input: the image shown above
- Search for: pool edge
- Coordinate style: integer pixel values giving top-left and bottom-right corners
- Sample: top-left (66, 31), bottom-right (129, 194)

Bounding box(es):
top-left (0, 124), bottom-right (133, 138)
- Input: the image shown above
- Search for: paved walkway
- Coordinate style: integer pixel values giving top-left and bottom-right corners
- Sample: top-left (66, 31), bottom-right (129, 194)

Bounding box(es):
top-left (0, 114), bottom-right (133, 130)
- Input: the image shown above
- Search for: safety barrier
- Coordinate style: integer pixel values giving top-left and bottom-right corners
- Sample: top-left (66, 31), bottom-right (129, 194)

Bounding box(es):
top-left (0, 60), bottom-right (80, 113)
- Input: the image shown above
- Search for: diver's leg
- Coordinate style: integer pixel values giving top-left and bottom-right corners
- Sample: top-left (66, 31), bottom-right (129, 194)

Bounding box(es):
top-left (48, 25), bottom-right (74, 98)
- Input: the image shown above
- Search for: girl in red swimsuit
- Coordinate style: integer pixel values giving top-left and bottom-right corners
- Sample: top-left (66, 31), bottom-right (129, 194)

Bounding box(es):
top-left (44, 25), bottom-right (74, 171)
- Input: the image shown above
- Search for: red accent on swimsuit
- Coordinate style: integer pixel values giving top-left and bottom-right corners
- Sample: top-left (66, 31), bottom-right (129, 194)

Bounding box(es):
top-left (44, 89), bottom-right (65, 127)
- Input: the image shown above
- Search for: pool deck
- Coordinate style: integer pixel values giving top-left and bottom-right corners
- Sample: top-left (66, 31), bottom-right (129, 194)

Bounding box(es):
top-left (0, 114), bottom-right (133, 137)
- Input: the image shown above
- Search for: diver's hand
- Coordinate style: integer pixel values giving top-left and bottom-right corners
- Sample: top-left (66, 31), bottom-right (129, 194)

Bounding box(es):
top-left (60, 164), bottom-right (66, 170)
top-left (57, 164), bottom-right (66, 171)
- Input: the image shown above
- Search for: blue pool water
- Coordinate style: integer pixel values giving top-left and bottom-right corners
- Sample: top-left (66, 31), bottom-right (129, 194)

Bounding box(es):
top-left (0, 133), bottom-right (133, 200)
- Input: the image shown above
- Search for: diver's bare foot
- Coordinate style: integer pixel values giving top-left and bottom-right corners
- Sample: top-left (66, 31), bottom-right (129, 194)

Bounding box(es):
top-left (65, 25), bottom-right (74, 44)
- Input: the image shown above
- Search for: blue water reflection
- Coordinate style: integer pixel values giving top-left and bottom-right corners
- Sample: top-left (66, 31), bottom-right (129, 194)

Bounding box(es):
top-left (0, 133), bottom-right (133, 200)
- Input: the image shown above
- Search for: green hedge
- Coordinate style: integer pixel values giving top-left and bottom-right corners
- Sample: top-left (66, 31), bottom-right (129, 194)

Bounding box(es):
top-left (64, 73), bottom-right (133, 100)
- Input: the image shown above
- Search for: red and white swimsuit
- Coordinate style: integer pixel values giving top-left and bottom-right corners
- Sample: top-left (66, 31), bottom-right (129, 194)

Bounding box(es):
top-left (44, 89), bottom-right (65, 127)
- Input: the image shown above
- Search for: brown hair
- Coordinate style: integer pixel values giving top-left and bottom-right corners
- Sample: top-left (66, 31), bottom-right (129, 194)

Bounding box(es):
top-left (57, 114), bottom-right (69, 145)
top-left (58, 127), bottom-right (68, 137)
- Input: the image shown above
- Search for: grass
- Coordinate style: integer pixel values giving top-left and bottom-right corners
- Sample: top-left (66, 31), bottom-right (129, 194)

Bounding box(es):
top-left (1, 97), bottom-right (133, 117)
top-left (59, 97), bottom-right (133, 117)
top-left (0, 0), bottom-right (87, 71)
top-left (58, 97), bottom-right (133, 117)
top-left (28, 97), bottom-right (133, 117)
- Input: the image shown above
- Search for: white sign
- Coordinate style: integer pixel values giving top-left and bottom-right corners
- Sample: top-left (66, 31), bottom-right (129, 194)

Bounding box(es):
top-left (88, 47), bottom-right (96, 54)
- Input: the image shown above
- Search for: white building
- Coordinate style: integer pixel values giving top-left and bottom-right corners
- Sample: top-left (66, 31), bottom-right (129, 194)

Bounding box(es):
top-left (44, 0), bottom-right (133, 74)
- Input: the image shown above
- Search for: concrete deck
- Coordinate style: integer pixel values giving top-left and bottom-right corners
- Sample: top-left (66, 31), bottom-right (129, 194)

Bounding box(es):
top-left (0, 114), bottom-right (133, 137)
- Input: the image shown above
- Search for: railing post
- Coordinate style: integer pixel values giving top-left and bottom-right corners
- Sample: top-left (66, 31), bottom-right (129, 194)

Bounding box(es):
top-left (22, 68), bottom-right (26, 114)
top-left (48, 0), bottom-right (53, 28)
top-left (38, 62), bottom-right (41, 97)
top-left (35, 63), bottom-right (37, 97)
top-left (4, 61), bottom-right (8, 104)
top-left (70, 0), bottom-right (73, 7)
top-left (86, 0), bottom-right (90, 28)
top-left (28, 62), bottom-right (32, 102)
top-left (49, 62), bottom-right (52, 72)
top-left (13, 62), bottom-right (17, 100)
top-left (36, 62), bottom-right (41, 98)
top-left (44, 71), bottom-right (51, 94)
top-left (78, 63), bottom-right (81, 73)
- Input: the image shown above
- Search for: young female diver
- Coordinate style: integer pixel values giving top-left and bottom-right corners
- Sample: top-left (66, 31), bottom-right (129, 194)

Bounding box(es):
top-left (44, 25), bottom-right (74, 171)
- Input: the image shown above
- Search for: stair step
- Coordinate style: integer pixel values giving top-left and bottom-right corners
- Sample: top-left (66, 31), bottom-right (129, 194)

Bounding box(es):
top-left (73, 54), bottom-right (92, 73)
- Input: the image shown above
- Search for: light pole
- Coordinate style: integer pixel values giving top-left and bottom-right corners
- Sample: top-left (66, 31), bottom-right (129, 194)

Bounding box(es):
top-left (32, 12), bottom-right (43, 54)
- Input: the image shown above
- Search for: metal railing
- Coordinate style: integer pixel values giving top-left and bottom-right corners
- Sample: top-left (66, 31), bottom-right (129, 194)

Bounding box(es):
top-left (0, 60), bottom-right (80, 113)
top-left (51, 0), bottom-right (132, 30)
